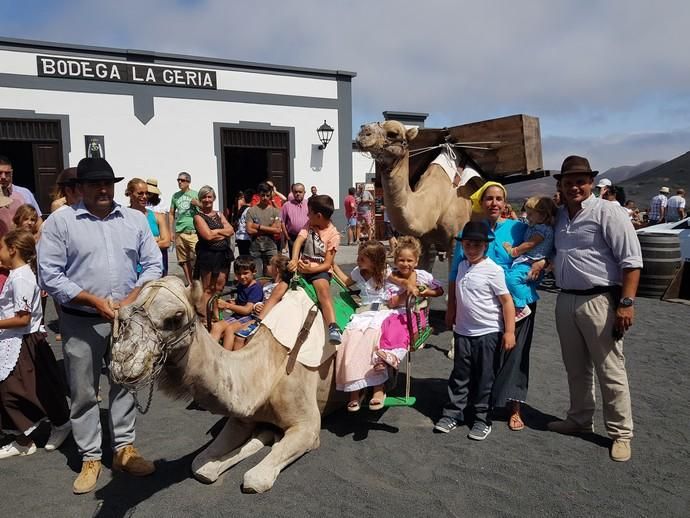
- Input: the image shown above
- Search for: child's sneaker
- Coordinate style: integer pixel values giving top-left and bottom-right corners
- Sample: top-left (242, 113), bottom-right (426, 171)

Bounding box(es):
top-left (234, 322), bottom-right (259, 339)
top-left (515, 305), bottom-right (532, 323)
top-left (328, 324), bottom-right (342, 345)
top-left (468, 422), bottom-right (492, 441)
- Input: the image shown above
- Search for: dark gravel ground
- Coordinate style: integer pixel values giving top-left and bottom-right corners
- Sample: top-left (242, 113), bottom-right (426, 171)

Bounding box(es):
top-left (2, 248), bottom-right (688, 517)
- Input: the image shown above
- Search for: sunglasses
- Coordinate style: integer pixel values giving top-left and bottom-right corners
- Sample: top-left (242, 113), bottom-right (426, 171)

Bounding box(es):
top-left (177, 178), bottom-right (189, 183)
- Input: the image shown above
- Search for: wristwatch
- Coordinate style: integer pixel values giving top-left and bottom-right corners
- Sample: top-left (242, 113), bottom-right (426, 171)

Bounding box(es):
top-left (619, 297), bottom-right (635, 307)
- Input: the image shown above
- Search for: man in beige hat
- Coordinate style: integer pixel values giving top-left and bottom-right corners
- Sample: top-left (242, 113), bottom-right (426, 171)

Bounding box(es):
top-left (546, 155), bottom-right (642, 463)
top-left (648, 187), bottom-right (669, 225)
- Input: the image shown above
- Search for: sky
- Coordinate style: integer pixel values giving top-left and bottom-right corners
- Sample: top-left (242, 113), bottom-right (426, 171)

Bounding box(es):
top-left (2, 0), bottom-right (689, 171)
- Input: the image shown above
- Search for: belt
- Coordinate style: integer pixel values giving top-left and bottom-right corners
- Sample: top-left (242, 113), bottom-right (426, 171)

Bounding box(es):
top-left (560, 286), bottom-right (615, 296)
top-left (178, 230), bottom-right (196, 235)
top-left (60, 305), bottom-right (100, 318)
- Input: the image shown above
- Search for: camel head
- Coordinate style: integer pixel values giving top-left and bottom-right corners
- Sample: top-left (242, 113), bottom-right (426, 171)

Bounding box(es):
top-left (357, 120), bottom-right (419, 169)
top-left (110, 276), bottom-right (201, 388)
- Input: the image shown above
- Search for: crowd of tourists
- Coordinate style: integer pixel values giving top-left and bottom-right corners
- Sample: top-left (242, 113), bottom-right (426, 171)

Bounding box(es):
top-left (0, 152), bottom-right (647, 497)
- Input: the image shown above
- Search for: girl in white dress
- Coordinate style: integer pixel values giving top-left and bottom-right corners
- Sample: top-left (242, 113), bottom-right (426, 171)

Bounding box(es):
top-left (333, 241), bottom-right (395, 412)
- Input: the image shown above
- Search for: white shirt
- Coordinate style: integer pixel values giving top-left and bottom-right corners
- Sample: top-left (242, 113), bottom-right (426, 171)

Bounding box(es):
top-left (350, 266), bottom-right (391, 305)
top-left (667, 195), bottom-right (686, 222)
top-left (454, 257), bottom-right (508, 336)
top-left (553, 195), bottom-right (643, 290)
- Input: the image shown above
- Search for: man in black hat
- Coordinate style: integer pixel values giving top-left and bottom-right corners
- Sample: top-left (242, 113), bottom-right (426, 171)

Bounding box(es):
top-left (546, 155), bottom-right (642, 462)
top-left (38, 157), bottom-right (162, 494)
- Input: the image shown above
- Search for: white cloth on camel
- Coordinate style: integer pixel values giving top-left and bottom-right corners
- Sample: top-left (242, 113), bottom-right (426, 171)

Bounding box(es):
top-left (429, 150), bottom-right (480, 187)
top-left (260, 288), bottom-right (336, 367)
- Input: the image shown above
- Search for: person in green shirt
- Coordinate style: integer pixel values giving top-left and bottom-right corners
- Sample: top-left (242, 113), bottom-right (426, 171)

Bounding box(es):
top-left (169, 171), bottom-right (200, 286)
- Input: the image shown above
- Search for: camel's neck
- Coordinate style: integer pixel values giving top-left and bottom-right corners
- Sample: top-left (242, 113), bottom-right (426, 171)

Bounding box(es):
top-left (164, 325), bottom-right (285, 417)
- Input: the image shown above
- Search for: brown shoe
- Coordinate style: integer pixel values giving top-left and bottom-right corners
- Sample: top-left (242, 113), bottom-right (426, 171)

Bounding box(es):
top-left (73, 460), bottom-right (102, 494)
top-left (610, 438), bottom-right (632, 462)
top-left (547, 418), bottom-right (593, 435)
top-left (113, 445), bottom-right (156, 476)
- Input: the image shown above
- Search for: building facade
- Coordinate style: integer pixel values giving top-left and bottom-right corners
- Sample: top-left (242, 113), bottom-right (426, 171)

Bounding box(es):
top-left (0, 37), bottom-right (355, 214)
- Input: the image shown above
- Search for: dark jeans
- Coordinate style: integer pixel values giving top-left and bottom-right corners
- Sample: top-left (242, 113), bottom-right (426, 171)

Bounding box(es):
top-left (442, 331), bottom-right (501, 425)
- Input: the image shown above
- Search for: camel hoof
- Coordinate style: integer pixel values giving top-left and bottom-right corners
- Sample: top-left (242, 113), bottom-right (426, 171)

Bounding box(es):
top-left (191, 455), bottom-right (221, 484)
top-left (242, 468), bottom-right (278, 494)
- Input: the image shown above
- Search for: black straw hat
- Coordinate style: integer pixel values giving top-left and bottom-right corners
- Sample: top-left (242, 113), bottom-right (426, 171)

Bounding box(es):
top-left (457, 221), bottom-right (494, 242)
top-left (76, 157), bottom-right (124, 183)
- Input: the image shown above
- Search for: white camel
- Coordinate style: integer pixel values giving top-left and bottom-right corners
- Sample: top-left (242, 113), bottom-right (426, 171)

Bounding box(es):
top-left (109, 277), bottom-right (339, 493)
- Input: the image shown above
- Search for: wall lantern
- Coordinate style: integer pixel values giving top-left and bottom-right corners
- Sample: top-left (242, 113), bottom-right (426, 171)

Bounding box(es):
top-left (317, 120), bottom-right (334, 150)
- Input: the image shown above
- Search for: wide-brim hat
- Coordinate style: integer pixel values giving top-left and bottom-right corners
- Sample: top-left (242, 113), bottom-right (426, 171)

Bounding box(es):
top-left (554, 155), bottom-right (598, 180)
top-left (660, 186), bottom-right (670, 194)
top-left (56, 167), bottom-right (78, 186)
top-left (76, 157), bottom-right (123, 183)
top-left (596, 178), bottom-right (611, 188)
top-left (456, 221), bottom-right (494, 242)
top-left (146, 177), bottom-right (161, 194)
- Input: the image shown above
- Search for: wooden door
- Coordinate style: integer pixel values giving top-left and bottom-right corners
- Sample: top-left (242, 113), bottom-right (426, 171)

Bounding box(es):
top-left (32, 142), bottom-right (62, 214)
top-left (267, 149), bottom-right (289, 196)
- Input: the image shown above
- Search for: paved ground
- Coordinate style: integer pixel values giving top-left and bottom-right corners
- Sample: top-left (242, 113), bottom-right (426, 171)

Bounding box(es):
top-left (2, 244), bottom-right (689, 517)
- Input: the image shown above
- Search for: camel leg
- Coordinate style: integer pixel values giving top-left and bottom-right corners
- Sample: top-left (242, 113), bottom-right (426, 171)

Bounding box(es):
top-left (242, 423), bottom-right (320, 493)
top-left (192, 418), bottom-right (260, 483)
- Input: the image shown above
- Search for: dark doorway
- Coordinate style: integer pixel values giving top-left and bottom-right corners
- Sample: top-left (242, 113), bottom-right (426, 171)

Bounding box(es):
top-left (0, 119), bottom-right (64, 214)
top-left (220, 128), bottom-right (290, 216)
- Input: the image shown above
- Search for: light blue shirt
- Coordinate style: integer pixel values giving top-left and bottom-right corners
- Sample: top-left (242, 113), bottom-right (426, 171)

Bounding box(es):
top-left (38, 201), bottom-right (162, 312)
top-left (11, 184), bottom-right (42, 215)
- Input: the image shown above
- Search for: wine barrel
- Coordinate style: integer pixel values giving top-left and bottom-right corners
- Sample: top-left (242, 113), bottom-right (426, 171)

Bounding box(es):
top-left (637, 233), bottom-right (682, 298)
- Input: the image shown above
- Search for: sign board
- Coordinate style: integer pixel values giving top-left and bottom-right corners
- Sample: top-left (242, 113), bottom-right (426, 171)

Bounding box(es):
top-left (37, 55), bottom-right (217, 90)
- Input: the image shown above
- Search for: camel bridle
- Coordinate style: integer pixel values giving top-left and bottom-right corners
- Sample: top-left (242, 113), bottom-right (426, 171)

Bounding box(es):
top-left (110, 280), bottom-right (196, 413)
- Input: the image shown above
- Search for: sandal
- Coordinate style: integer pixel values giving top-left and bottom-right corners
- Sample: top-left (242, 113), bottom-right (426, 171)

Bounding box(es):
top-left (347, 400), bottom-right (361, 413)
top-left (508, 413), bottom-right (525, 431)
top-left (368, 397), bottom-right (385, 411)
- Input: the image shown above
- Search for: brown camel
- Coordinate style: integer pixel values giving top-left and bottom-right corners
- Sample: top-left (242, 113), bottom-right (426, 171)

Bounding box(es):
top-left (357, 120), bottom-right (479, 268)
top-left (109, 277), bottom-right (338, 493)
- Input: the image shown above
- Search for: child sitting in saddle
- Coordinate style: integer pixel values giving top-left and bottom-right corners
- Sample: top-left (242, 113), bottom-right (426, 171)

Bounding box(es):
top-left (333, 241), bottom-right (395, 412)
top-left (229, 253), bottom-right (292, 350)
top-left (288, 195), bottom-right (342, 345)
top-left (372, 236), bottom-right (443, 409)
top-left (212, 255), bottom-right (263, 351)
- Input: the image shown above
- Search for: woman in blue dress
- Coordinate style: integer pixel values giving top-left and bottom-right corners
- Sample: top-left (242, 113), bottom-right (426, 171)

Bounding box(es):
top-left (446, 181), bottom-right (540, 431)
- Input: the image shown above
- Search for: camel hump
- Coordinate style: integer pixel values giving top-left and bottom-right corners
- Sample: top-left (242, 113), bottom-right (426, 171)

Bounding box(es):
top-left (260, 289), bottom-right (336, 368)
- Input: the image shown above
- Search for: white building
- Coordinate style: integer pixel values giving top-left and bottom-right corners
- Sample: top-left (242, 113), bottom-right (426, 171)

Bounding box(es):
top-left (0, 37), bottom-right (355, 218)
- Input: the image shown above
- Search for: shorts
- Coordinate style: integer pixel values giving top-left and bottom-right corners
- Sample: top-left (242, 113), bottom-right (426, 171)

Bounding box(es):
top-left (175, 232), bottom-right (199, 263)
top-left (357, 211), bottom-right (372, 226)
top-left (347, 216), bottom-right (357, 228)
top-left (302, 271), bottom-right (332, 284)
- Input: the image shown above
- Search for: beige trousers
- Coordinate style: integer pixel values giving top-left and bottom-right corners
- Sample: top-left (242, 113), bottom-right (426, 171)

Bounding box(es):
top-left (555, 292), bottom-right (633, 439)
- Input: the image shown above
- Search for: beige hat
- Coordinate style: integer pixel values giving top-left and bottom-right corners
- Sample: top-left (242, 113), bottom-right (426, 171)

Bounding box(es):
top-left (660, 186), bottom-right (670, 194)
top-left (146, 178), bottom-right (161, 195)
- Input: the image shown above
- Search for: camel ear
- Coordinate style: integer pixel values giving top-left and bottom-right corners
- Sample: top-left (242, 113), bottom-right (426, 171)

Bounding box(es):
top-left (189, 280), bottom-right (204, 307)
top-left (406, 127), bottom-right (419, 141)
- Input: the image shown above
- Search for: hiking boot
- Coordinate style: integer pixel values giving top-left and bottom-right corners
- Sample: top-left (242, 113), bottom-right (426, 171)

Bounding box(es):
top-left (468, 422), bottom-right (492, 441)
top-left (328, 324), bottom-right (342, 345)
top-left (433, 416), bottom-right (460, 434)
top-left (45, 421), bottom-right (72, 451)
top-left (113, 445), bottom-right (155, 476)
top-left (515, 305), bottom-right (532, 322)
top-left (547, 418), bottom-right (593, 435)
top-left (73, 460), bottom-right (101, 494)
top-left (610, 438), bottom-right (632, 462)
top-left (0, 441), bottom-right (37, 459)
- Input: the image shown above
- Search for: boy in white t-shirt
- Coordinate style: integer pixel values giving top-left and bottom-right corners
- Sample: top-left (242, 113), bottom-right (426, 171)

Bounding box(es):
top-left (434, 222), bottom-right (516, 441)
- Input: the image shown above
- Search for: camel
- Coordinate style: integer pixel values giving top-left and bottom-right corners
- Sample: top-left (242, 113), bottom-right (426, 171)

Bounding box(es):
top-left (357, 120), bottom-right (481, 268)
top-left (109, 277), bottom-right (338, 493)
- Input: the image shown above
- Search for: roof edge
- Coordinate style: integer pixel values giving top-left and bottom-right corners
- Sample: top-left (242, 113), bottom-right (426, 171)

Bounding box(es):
top-left (0, 36), bottom-right (357, 79)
